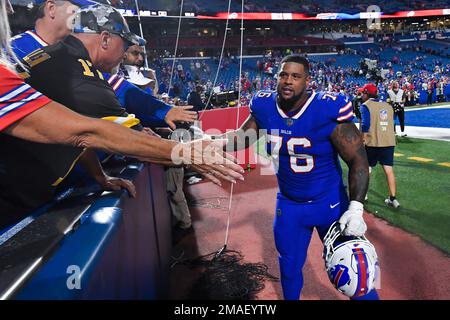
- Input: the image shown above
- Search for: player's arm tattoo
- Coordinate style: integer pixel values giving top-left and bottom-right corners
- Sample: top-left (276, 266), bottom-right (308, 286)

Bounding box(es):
top-left (217, 115), bottom-right (259, 152)
top-left (331, 122), bottom-right (369, 203)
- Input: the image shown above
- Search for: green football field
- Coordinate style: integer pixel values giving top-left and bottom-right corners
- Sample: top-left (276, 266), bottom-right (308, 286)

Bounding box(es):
top-left (359, 137), bottom-right (450, 255)
top-left (255, 136), bottom-right (450, 254)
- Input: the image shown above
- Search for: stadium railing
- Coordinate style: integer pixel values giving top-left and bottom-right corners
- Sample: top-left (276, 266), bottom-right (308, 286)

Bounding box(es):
top-left (0, 157), bottom-right (172, 300)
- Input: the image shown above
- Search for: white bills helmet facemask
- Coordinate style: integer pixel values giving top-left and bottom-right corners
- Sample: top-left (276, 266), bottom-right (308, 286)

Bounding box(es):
top-left (323, 222), bottom-right (379, 298)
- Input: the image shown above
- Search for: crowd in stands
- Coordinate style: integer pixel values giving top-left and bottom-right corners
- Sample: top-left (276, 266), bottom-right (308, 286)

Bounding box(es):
top-left (107, 0), bottom-right (450, 15)
top-left (12, 0), bottom-right (442, 14)
top-left (148, 39), bottom-right (449, 109)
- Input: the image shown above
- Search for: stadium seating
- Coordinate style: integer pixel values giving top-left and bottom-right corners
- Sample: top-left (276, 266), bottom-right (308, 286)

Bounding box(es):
top-left (151, 37), bottom-right (450, 106)
top-left (12, 0), bottom-right (448, 14)
top-left (122, 0), bottom-right (449, 14)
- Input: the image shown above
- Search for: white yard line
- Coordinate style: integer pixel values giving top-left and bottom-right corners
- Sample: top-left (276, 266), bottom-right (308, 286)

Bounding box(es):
top-left (405, 105), bottom-right (450, 112)
top-left (355, 123), bottom-right (450, 142)
top-left (397, 126), bottom-right (450, 142)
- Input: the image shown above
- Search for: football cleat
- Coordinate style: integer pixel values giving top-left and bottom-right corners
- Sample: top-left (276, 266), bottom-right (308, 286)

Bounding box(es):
top-left (385, 198), bottom-right (400, 208)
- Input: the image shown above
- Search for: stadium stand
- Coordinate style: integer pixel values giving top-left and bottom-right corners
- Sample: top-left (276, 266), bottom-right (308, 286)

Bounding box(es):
top-left (10, 0), bottom-right (450, 13)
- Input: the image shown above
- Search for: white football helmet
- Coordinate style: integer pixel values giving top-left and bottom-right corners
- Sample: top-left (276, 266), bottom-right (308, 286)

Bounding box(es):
top-left (323, 222), bottom-right (379, 298)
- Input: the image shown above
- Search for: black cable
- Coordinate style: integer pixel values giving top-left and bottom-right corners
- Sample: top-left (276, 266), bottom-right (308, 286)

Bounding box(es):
top-left (172, 249), bottom-right (278, 300)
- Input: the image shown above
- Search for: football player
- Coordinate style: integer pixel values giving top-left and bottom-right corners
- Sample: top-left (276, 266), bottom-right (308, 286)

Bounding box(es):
top-left (220, 54), bottom-right (379, 300)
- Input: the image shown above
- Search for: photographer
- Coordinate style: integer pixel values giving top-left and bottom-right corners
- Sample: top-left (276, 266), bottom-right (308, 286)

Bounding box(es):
top-left (352, 89), bottom-right (363, 127)
top-left (387, 82), bottom-right (407, 137)
top-left (187, 84), bottom-right (206, 112)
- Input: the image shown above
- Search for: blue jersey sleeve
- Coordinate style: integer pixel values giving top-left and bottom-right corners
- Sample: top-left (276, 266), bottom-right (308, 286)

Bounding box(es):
top-left (360, 104), bottom-right (371, 133)
top-left (314, 91), bottom-right (353, 123)
top-left (330, 93), bottom-right (354, 123)
top-left (10, 32), bottom-right (45, 60)
top-left (249, 90), bottom-right (274, 128)
top-left (104, 73), bottom-right (128, 97)
top-left (122, 83), bottom-right (172, 127)
top-left (104, 73), bottom-right (172, 127)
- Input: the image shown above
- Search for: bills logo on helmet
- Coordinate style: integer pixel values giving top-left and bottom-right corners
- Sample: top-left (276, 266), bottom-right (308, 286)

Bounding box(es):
top-left (330, 264), bottom-right (351, 288)
top-left (323, 222), bottom-right (379, 298)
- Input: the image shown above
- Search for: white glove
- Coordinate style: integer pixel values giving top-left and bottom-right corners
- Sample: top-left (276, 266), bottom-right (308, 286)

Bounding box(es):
top-left (339, 201), bottom-right (367, 236)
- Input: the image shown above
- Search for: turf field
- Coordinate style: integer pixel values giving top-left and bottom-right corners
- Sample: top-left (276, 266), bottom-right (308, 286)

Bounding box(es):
top-left (361, 137), bottom-right (450, 255)
top-left (255, 136), bottom-right (450, 254)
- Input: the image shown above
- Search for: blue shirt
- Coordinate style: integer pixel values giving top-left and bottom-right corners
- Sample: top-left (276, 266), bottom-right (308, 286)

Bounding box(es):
top-left (360, 101), bottom-right (373, 133)
top-left (10, 30), bottom-right (49, 60)
top-left (10, 31), bottom-right (171, 127)
top-left (250, 90), bottom-right (354, 203)
top-left (104, 73), bottom-right (171, 127)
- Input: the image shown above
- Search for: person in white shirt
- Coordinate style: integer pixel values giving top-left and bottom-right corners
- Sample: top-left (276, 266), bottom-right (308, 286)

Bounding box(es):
top-left (387, 82), bottom-right (407, 137)
top-left (436, 81), bottom-right (445, 103)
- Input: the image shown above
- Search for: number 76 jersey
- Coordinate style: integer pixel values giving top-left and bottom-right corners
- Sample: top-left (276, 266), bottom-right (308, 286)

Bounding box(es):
top-left (249, 90), bottom-right (354, 203)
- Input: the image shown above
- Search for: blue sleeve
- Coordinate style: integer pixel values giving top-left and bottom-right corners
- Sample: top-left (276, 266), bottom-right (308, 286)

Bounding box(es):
top-left (103, 73), bottom-right (172, 127)
top-left (360, 104), bottom-right (371, 133)
top-left (249, 91), bottom-right (267, 127)
top-left (10, 35), bottom-right (38, 60)
top-left (102, 73), bottom-right (172, 127)
top-left (11, 39), bottom-right (26, 60)
top-left (114, 79), bottom-right (172, 127)
top-left (333, 93), bottom-right (354, 123)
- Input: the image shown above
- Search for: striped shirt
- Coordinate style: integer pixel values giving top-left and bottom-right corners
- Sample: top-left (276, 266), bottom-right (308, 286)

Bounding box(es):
top-left (0, 65), bottom-right (50, 131)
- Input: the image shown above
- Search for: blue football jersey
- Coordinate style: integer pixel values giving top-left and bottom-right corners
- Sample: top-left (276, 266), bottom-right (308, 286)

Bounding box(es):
top-left (11, 30), bottom-right (49, 60)
top-left (250, 90), bottom-right (354, 203)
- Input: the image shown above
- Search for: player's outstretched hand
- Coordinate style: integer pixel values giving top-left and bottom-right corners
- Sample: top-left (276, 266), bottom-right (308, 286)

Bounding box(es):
top-left (339, 201), bottom-right (367, 236)
top-left (176, 138), bottom-right (245, 187)
top-left (165, 105), bottom-right (198, 130)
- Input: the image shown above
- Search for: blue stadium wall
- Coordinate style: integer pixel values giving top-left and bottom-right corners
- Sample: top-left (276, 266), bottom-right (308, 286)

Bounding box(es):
top-left (10, 161), bottom-right (172, 300)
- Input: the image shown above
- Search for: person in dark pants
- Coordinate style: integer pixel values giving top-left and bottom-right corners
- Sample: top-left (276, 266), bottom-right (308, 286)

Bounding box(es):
top-left (387, 82), bottom-right (407, 137)
top-left (359, 83), bottom-right (400, 209)
top-left (352, 90), bottom-right (363, 128)
top-left (427, 82), bottom-right (434, 106)
top-left (187, 84), bottom-right (206, 112)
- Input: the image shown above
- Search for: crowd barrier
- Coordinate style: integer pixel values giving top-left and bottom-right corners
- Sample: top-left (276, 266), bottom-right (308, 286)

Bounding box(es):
top-left (417, 85), bottom-right (450, 105)
top-left (0, 158), bottom-right (172, 300)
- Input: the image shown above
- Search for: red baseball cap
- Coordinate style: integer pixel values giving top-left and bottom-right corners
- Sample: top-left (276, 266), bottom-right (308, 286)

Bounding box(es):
top-left (358, 83), bottom-right (378, 96)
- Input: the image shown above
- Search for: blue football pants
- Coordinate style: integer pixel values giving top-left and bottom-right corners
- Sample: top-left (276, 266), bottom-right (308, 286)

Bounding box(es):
top-left (273, 191), bottom-right (379, 300)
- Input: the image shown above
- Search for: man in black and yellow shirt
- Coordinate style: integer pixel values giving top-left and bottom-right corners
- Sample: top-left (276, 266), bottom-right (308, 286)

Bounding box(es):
top-left (0, 4), bottom-right (145, 221)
